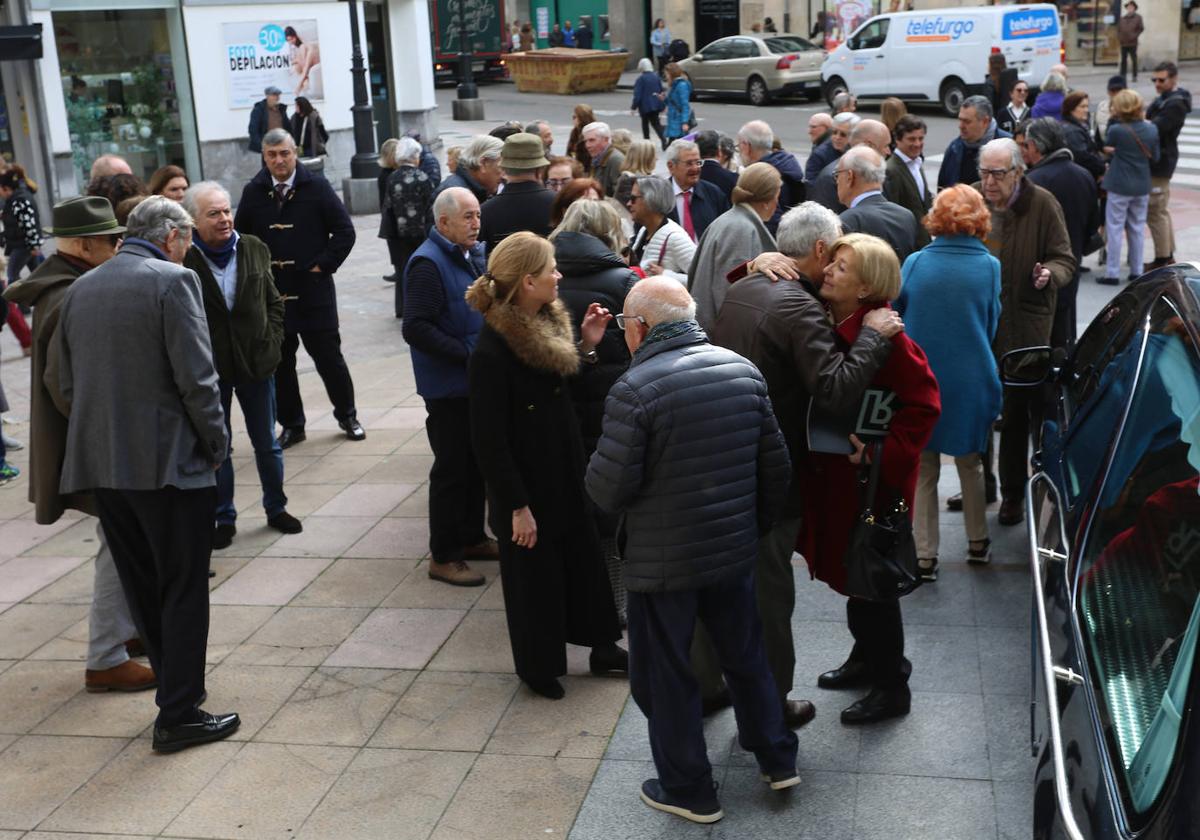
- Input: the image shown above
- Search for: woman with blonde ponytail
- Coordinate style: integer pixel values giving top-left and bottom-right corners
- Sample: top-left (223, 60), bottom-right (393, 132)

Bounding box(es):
top-left (466, 231), bottom-right (627, 700)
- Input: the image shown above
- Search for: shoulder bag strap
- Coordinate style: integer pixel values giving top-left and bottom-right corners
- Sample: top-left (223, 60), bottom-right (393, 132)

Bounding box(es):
top-left (861, 441), bottom-right (884, 518)
top-left (658, 230), bottom-right (672, 264)
top-left (1128, 123), bottom-right (1154, 160)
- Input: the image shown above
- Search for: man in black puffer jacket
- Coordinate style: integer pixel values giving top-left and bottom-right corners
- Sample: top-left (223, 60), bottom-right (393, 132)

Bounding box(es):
top-left (586, 277), bottom-right (798, 825)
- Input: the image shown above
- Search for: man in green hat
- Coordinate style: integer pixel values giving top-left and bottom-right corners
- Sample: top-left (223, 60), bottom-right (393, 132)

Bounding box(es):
top-left (478, 132), bottom-right (554, 253)
top-left (3, 195), bottom-right (157, 694)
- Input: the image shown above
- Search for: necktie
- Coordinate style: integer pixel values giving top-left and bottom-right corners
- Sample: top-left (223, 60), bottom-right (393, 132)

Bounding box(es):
top-left (274, 183), bottom-right (289, 207)
top-left (681, 190), bottom-right (696, 242)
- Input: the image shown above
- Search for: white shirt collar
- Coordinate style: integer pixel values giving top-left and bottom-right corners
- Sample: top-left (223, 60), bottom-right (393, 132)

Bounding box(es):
top-left (894, 148), bottom-right (921, 165)
top-left (273, 169), bottom-right (297, 190)
top-left (672, 178), bottom-right (691, 196)
top-left (850, 189), bottom-right (882, 208)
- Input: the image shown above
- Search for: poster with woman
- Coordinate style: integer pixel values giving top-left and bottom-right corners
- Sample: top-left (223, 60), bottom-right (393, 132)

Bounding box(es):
top-left (224, 19), bottom-right (322, 108)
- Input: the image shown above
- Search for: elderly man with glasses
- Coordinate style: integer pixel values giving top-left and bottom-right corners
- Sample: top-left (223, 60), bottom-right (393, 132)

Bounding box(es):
top-left (972, 138), bottom-right (1074, 528)
top-left (664, 139), bottom-right (729, 243)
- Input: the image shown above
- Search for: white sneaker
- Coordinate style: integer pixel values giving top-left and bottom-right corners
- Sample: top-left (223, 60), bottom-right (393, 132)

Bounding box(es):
top-left (1, 432), bottom-right (22, 450)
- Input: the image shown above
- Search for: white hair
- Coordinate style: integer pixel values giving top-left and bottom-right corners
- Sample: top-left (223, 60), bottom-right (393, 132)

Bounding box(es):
top-left (627, 277), bottom-right (697, 326)
top-left (635, 176), bottom-right (675, 216)
top-left (1040, 72), bottom-right (1067, 93)
top-left (840, 146), bottom-right (885, 185)
top-left (181, 181), bottom-right (231, 219)
top-left (458, 135), bottom-right (504, 170)
top-left (981, 137), bottom-right (1025, 174)
top-left (433, 186), bottom-right (474, 220)
top-left (737, 120), bottom-right (774, 152)
top-left (637, 57), bottom-right (654, 72)
top-left (395, 137), bottom-right (422, 164)
top-left (665, 139), bottom-right (698, 164)
top-left (125, 195), bottom-right (194, 245)
top-left (582, 121), bottom-right (611, 139)
top-left (832, 112), bottom-right (861, 129)
top-left (776, 202), bottom-right (842, 259)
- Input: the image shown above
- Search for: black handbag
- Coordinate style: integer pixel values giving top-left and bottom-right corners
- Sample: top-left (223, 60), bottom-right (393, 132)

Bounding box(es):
top-left (843, 440), bottom-right (922, 602)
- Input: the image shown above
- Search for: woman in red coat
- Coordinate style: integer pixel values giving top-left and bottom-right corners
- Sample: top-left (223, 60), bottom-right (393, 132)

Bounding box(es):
top-left (798, 233), bottom-right (941, 726)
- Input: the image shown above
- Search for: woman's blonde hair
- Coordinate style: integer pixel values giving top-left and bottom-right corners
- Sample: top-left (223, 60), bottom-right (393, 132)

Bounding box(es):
top-left (880, 97), bottom-right (907, 134)
top-left (1111, 88), bottom-right (1145, 122)
top-left (621, 139), bottom-right (658, 175)
top-left (829, 233), bottom-right (901, 302)
top-left (379, 138), bottom-right (401, 170)
top-left (550, 199), bottom-right (627, 254)
top-left (731, 162), bottom-right (782, 206)
top-left (465, 231), bottom-right (555, 314)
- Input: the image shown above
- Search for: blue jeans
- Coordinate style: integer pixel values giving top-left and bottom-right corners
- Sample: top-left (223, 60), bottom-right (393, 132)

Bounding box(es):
top-left (215, 377), bottom-right (287, 524)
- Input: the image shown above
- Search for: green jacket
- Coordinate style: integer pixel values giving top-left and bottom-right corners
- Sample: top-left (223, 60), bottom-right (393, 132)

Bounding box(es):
top-left (184, 233), bottom-right (284, 385)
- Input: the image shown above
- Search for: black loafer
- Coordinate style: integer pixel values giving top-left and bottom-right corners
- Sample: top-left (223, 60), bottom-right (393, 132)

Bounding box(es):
top-left (701, 686), bottom-right (733, 717)
top-left (267, 511), bottom-right (303, 534)
top-left (840, 687), bottom-right (911, 725)
top-left (589, 643), bottom-right (629, 676)
top-left (277, 427), bottom-right (306, 449)
top-left (339, 418), bottom-right (366, 441)
top-left (212, 523), bottom-right (236, 550)
top-left (817, 660), bottom-right (871, 690)
top-left (782, 698), bottom-right (816, 729)
top-left (153, 710), bottom-right (240, 753)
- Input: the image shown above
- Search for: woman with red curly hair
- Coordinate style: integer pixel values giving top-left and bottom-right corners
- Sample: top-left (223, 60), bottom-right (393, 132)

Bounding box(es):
top-left (895, 185), bottom-right (1002, 581)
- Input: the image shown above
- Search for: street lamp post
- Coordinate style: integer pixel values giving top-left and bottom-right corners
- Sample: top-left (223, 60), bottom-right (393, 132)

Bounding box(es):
top-left (346, 0), bottom-right (378, 179)
top-left (450, 0), bottom-right (485, 120)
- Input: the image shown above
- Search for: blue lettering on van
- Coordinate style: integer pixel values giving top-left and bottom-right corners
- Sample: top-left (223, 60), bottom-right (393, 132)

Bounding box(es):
top-left (1002, 9), bottom-right (1058, 40)
top-left (903, 17), bottom-right (976, 41)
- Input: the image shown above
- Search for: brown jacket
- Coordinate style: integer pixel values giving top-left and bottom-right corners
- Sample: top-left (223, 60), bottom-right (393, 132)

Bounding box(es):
top-left (974, 178), bottom-right (1075, 357)
top-left (1117, 11), bottom-right (1143, 47)
top-left (1, 254), bottom-right (97, 522)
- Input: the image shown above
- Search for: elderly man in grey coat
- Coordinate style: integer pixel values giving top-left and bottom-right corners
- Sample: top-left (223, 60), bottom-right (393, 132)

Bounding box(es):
top-left (49, 196), bottom-right (240, 753)
top-left (586, 277), bottom-right (799, 825)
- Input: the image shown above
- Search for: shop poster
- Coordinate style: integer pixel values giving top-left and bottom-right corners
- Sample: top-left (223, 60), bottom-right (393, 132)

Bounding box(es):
top-left (224, 19), bottom-right (323, 108)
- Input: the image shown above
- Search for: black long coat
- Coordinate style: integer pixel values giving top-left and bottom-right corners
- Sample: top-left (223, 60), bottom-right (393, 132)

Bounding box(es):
top-left (479, 181), bottom-right (555, 253)
top-left (233, 163), bottom-right (356, 333)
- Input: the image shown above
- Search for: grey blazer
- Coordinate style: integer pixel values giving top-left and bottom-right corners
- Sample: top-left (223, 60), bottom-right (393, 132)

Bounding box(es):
top-left (50, 241), bottom-right (227, 494)
top-left (687, 203), bottom-right (776, 332)
top-left (839, 194), bottom-right (919, 263)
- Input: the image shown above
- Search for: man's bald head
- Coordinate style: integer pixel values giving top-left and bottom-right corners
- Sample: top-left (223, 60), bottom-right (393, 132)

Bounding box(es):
top-left (807, 112), bottom-right (833, 145)
top-left (90, 154), bottom-right (132, 180)
top-left (622, 278), bottom-right (696, 353)
top-left (849, 119), bottom-right (892, 158)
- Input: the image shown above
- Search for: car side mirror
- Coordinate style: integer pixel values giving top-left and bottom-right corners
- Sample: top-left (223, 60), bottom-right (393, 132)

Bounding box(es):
top-left (1000, 345), bottom-right (1056, 387)
top-left (692, 53), bottom-right (705, 61)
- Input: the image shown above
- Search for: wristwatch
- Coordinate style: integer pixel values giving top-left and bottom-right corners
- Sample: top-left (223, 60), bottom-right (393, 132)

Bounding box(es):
top-left (577, 342), bottom-right (599, 365)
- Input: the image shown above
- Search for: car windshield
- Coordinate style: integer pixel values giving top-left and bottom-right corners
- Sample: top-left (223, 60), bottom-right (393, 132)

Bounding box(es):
top-left (1077, 295), bottom-right (1200, 816)
top-left (763, 36), bottom-right (816, 53)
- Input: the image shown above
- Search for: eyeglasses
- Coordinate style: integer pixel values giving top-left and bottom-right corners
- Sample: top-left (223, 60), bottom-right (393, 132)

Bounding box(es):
top-left (978, 166), bottom-right (1015, 181)
top-left (626, 194), bottom-right (642, 205)
top-left (546, 178), bottom-right (569, 188)
top-left (615, 313), bottom-right (646, 330)
top-left (832, 169), bottom-right (848, 180)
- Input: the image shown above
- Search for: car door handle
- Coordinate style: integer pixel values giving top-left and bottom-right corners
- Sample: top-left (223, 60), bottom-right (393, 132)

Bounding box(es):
top-left (875, 54), bottom-right (884, 58)
top-left (1052, 666), bottom-right (1084, 686)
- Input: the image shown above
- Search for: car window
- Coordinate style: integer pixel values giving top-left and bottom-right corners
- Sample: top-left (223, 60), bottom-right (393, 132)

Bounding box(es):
top-left (1076, 295), bottom-right (1200, 819)
top-left (700, 40), bottom-right (732, 60)
top-left (763, 36), bottom-right (817, 53)
top-left (730, 39), bottom-right (759, 58)
top-left (849, 19), bottom-right (889, 50)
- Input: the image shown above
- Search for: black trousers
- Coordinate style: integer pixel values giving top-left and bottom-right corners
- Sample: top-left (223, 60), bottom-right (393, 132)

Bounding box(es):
top-left (424, 397), bottom-right (487, 562)
top-left (275, 328), bottom-right (357, 429)
top-left (846, 596), bottom-right (911, 690)
top-left (639, 111), bottom-right (665, 144)
top-left (1120, 45), bottom-right (1138, 80)
top-left (387, 238), bottom-right (420, 319)
top-left (1052, 270), bottom-right (1080, 348)
top-left (998, 384), bottom-right (1044, 501)
top-left (94, 486), bottom-right (216, 726)
top-left (628, 570), bottom-right (798, 802)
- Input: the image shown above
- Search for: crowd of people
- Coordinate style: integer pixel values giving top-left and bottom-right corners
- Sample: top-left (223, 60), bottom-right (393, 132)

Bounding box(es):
top-left (0, 56), bottom-right (1192, 826)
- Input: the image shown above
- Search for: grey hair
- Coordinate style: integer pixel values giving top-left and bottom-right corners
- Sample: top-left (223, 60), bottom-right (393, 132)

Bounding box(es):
top-left (665, 138), bottom-right (698, 164)
top-left (1041, 72), bottom-right (1067, 93)
top-left (262, 127), bottom-right (295, 149)
top-left (627, 278), bottom-right (697, 326)
top-left (395, 137), bottom-right (422, 164)
top-left (525, 119), bottom-right (550, 135)
top-left (637, 57), bottom-right (654, 72)
top-left (550, 198), bottom-right (627, 254)
top-left (718, 133), bottom-right (736, 160)
top-left (832, 112), bottom-right (861, 129)
top-left (125, 195), bottom-right (194, 245)
top-left (776, 202), bottom-right (842, 259)
top-left (459, 135), bottom-right (504, 170)
top-left (831, 92), bottom-right (856, 112)
top-left (582, 121), bottom-right (611, 139)
top-left (1024, 117), bottom-right (1065, 156)
top-left (636, 176), bottom-right (675, 216)
top-left (433, 186), bottom-right (474, 220)
top-left (961, 95), bottom-right (994, 120)
top-left (981, 138), bottom-right (1025, 174)
top-left (181, 181), bottom-right (230, 219)
top-left (840, 146), bottom-right (885, 185)
top-left (737, 120), bottom-right (774, 152)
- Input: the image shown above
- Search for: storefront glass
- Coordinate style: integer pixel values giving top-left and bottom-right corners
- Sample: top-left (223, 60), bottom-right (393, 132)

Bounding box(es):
top-left (1181, 0), bottom-right (1200, 60)
top-left (54, 9), bottom-right (186, 191)
top-left (1062, 0), bottom-right (1119, 66)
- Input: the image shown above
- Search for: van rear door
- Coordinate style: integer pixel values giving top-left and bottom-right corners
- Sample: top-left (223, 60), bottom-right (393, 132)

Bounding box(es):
top-left (1000, 6), bottom-right (1061, 83)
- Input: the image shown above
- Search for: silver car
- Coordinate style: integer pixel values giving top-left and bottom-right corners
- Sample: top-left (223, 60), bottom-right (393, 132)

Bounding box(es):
top-left (678, 35), bottom-right (825, 106)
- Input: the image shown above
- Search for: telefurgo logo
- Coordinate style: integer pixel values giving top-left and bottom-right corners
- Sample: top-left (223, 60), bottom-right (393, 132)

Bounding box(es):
top-left (904, 17), bottom-right (975, 43)
top-left (1003, 9), bottom-right (1057, 39)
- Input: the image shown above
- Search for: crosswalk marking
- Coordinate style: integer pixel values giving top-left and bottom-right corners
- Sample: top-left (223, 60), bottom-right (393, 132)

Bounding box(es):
top-left (1164, 122), bottom-right (1200, 188)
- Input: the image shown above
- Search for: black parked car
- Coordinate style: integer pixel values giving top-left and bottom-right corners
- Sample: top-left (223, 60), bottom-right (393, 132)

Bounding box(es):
top-left (1003, 265), bottom-right (1200, 840)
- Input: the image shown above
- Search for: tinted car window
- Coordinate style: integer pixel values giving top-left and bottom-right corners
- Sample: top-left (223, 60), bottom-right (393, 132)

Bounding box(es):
top-left (1077, 295), bottom-right (1200, 818)
top-left (763, 36), bottom-right (817, 53)
top-left (729, 39), bottom-right (759, 58)
top-left (849, 19), bottom-right (889, 50)
top-left (700, 40), bottom-right (733, 60)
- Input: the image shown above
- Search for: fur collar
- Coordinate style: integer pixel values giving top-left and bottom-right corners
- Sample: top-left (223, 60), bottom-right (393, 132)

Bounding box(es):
top-left (484, 298), bottom-right (579, 377)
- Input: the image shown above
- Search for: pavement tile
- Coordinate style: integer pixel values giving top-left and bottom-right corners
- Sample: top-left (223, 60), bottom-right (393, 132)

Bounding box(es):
top-left (853, 773), bottom-right (996, 840)
top-left (906, 621), bottom-right (983, 695)
top-left (40, 738), bottom-right (240, 835)
top-left (228, 606), bottom-right (370, 667)
top-left (299, 748), bottom-right (476, 840)
top-left (201, 662), bottom-right (313, 740)
top-left (209, 517), bottom-right (283, 556)
top-left (236, 481), bottom-right (344, 517)
top-left (994, 780), bottom-right (1034, 840)
top-left (325, 607), bottom-right (467, 669)
top-left (312, 482), bottom-right (420, 517)
top-left (381, 560), bottom-right (497, 609)
top-left (0, 518), bottom-right (77, 560)
top-left (900, 566), bottom-right (978, 628)
top-left (25, 560), bottom-right (95, 605)
top-left (206, 555), bottom-right (253, 594)
top-left (0, 556), bottom-right (87, 603)
top-left (0, 660), bottom-right (84, 734)
top-left (791, 570), bottom-right (849, 624)
top-left (426, 609), bottom-right (515, 673)
top-left (209, 556), bottom-right (334, 605)
top-left (431, 754), bottom-right (599, 840)
top-left (292, 556), bottom-right (417, 607)
top-left (165, 742), bottom-right (356, 839)
top-left (0, 603), bottom-right (89, 659)
top-left (971, 567), bottom-right (1032, 629)
top-left (33, 680), bottom-right (155, 738)
top-left (386, 482), bottom-right (430, 516)
top-left (344, 516), bottom-right (431, 559)
top-left (360, 454), bottom-right (436, 484)
top-left (370, 405), bottom-right (430, 430)
top-left (369, 671), bottom-right (520, 751)
top-left (486, 675), bottom-right (629, 759)
top-left (397, 433), bottom-right (435, 455)
top-left (204, 604), bottom-right (279, 662)
top-left (287, 453), bottom-right (382, 485)
top-left (21, 519), bottom-right (103, 558)
top-left (727, 699), bottom-right (862, 774)
top-left (855, 691), bottom-right (991, 781)
top-left (474, 574), bottom-right (507, 610)
top-left (714, 768), bottom-right (858, 840)
top-left (791, 619), bottom-right (856, 691)
top-left (604, 695), bottom-right (736, 769)
top-left (984, 694), bottom-right (1037, 782)
top-left (254, 666), bottom-right (416, 747)
top-left (23, 833), bottom-right (149, 840)
top-left (979, 625), bottom-right (1032, 697)
top-left (567, 759), bottom-right (716, 840)
top-left (0, 734), bottom-right (125, 830)
top-left (27, 616), bottom-right (88, 661)
top-left (259, 516), bottom-right (381, 558)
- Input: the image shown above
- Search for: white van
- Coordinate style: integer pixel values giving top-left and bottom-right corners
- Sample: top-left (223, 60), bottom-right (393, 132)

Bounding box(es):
top-left (820, 4), bottom-right (1062, 116)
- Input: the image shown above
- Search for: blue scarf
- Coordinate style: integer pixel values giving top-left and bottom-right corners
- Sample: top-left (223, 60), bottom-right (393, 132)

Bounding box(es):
top-left (194, 230), bottom-right (239, 269)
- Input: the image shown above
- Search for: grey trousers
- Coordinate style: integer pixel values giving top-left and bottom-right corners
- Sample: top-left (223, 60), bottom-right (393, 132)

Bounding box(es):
top-left (87, 521), bottom-right (136, 670)
top-left (691, 516), bottom-right (802, 705)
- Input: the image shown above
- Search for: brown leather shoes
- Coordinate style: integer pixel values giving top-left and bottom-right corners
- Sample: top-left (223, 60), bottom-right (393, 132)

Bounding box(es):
top-left (783, 699), bottom-right (816, 729)
top-left (85, 659), bottom-right (157, 693)
top-left (464, 539), bottom-right (500, 559)
top-left (427, 559), bottom-right (486, 587)
top-left (124, 637), bottom-right (146, 658)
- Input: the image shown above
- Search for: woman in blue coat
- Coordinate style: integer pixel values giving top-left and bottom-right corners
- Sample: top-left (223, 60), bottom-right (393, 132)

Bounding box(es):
top-left (630, 58), bottom-right (666, 147)
top-left (663, 63), bottom-right (692, 147)
top-left (895, 185), bottom-right (1001, 581)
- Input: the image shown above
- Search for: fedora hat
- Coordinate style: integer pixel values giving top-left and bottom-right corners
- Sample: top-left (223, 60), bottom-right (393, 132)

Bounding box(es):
top-left (500, 133), bottom-right (550, 170)
top-left (43, 196), bottom-right (126, 237)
